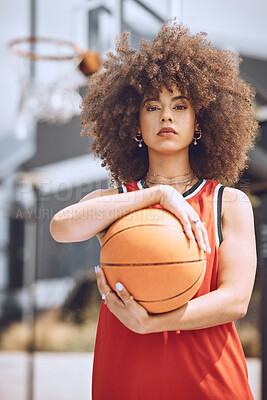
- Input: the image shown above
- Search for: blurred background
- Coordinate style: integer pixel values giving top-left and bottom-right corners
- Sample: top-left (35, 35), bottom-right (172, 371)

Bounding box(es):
top-left (0, 0), bottom-right (267, 399)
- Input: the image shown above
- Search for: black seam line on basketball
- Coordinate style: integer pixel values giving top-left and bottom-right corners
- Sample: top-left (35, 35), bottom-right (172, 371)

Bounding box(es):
top-left (100, 258), bottom-right (205, 266)
top-left (101, 224), bottom-right (186, 248)
top-left (135, 269), bottom-right (204, 303)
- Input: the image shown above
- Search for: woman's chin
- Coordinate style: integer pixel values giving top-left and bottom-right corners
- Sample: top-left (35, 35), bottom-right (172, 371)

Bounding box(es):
top-left (147, 144), bottom-right (188, 155)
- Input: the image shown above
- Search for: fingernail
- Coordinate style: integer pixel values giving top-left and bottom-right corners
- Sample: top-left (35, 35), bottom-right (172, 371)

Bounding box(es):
top-left (208, 246), bottom-right (211, 254)
top-left (190, 233), bottom-right (194, 240)
top-left (203, 245), bottom-right (207, 252)
top-left (116, 282), bottom-right (124, 291)
top-left (95, 265), bottom-right (100, 274)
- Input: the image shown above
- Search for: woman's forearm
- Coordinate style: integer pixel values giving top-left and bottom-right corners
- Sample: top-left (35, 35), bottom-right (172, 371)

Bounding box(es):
top-left (146, 288), bottom-right (247, 333)
top-left (50, 185), bottom-right (161, 243)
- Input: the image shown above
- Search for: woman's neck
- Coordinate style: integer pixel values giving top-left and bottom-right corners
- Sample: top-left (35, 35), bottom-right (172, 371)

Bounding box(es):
top-left (144, 149), bottom-right (197, 194)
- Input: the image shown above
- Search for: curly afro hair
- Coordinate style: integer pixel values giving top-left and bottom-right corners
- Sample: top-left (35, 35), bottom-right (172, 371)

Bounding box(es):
top-left (80, 19), bottom-right (258, 187)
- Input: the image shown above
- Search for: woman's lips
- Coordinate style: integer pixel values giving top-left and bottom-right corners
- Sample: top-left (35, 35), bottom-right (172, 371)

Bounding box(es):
top-left (157, 127), bottom-right (177, 137)
top-left (157, 131), bottom-right (175, 137)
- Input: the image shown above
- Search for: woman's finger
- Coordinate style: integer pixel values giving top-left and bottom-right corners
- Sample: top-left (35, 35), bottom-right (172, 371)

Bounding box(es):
top-left (95, 265), bottom-right (111, 295)
top-left (187, 208), bottom-right (210, 253)
top-left (177, 214), bottom-right (195, 241)
top-left (201, 225), bottom-right (211, 253)
top-left (196, 221), bottom-right (210, 253)
top-left (95, 266), bottom-right (125, 310)
top-left (116, 282), bottom-right (134, 306)
top-left (191, 220), bottom-right (208, 252)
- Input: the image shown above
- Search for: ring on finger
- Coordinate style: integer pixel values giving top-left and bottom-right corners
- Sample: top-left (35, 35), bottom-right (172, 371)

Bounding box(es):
top-left (191, 219), bottom-right (200, 225)
top-left (124, 295), bottom-right (134, 304)
top-left (102, 290), bottom-right (111, 304)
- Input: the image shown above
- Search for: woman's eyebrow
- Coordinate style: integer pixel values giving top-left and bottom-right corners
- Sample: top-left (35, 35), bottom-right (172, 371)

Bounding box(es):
top-left (144, 97), bottom-right (158, 103)
top-left (144, 95), bottom-right (188, 103)
top-left (172, 95), bottom-right (189, 101)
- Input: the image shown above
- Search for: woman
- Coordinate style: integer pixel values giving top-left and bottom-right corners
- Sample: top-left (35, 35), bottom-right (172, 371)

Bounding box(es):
top-left (50, 20), bottom-right (258, 399)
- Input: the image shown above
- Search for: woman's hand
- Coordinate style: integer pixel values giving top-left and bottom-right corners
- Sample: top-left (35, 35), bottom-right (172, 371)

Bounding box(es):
top-left (95, 265), bottom-right (151, 334)
top-left (159, 184), bottom-right (210, 253)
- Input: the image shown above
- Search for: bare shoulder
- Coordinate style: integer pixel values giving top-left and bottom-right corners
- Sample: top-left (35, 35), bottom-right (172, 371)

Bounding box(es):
top-left (221, 187), bottom-right (254, 231)
top-left (222, 186), bottom-right (250, 204)
top-left (222, 187), bottom-right (252, 211)
top-left (79, 187), bottom-right (119, 202)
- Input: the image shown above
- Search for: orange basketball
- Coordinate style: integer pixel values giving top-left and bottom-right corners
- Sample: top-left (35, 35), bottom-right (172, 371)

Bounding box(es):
top-left (100, 207), bottom-right (206, 314)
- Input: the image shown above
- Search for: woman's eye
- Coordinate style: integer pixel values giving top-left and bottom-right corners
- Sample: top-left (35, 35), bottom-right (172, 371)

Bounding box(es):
top-left (147, 106), bottom-right (160, 111)
top-left (174, 105), bottom-right (187, 110)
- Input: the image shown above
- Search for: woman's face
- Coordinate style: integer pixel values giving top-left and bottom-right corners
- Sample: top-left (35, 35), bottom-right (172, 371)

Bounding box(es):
top-left (139, 86), bottom-right (197, 154)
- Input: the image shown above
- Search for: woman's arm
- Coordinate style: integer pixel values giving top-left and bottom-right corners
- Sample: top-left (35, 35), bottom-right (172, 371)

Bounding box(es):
top-left (49, 185), bottom-right (210, 252)
top-left (50, 186), bottom-right (160, 243)
top-left (96, 187), bottom-right (257, 334)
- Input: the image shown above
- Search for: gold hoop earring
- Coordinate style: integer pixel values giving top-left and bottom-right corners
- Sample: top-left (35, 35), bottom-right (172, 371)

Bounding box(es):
top-left (135, 130), bottom-right (143, 148)
top-left (193, 127), bottom-right (202, 146)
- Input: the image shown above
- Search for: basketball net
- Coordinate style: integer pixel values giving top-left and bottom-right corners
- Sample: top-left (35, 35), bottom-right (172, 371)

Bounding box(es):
top-left (8, 37), bottom-right (92, 137)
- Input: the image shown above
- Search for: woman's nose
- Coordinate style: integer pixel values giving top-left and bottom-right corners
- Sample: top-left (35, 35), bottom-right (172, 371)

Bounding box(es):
top-left (160, 112), bottom-right (173, 123)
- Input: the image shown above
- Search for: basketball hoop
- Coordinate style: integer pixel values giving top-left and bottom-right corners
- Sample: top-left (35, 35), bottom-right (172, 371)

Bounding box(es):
top-left (8, 37), bottom-right (91, 128)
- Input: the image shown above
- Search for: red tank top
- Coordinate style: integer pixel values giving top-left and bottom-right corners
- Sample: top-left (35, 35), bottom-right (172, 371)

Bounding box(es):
top-left (92, 179), bottom-right (253, 400)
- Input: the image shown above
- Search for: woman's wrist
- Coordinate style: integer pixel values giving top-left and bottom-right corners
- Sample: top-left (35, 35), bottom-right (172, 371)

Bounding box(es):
top-left (147, 184), bottom-right (164, 205)
top-left (144, 312), bottom-right (175, 334)
top-left (159, 184), bottom-right (182, 209)
top-left (143, 314), bottom-right (155, 334)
